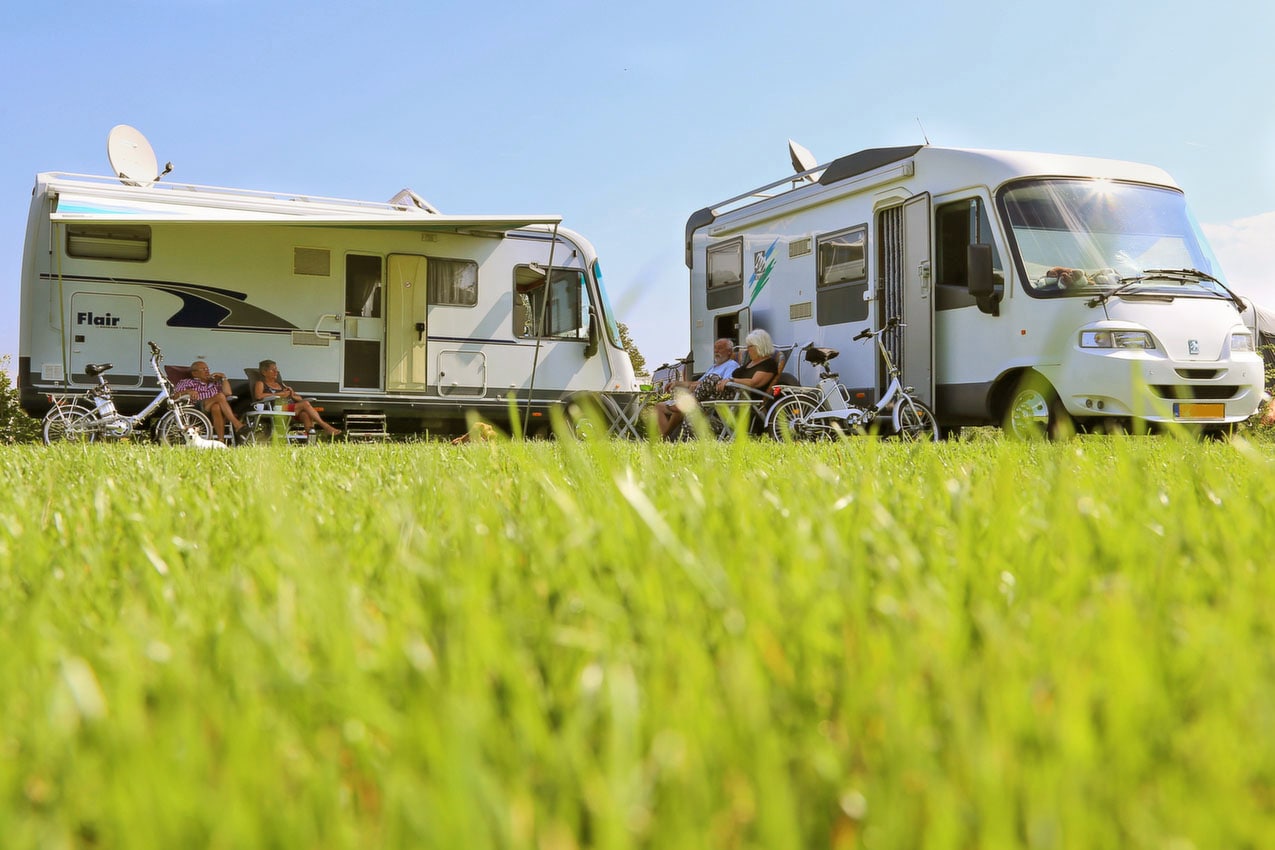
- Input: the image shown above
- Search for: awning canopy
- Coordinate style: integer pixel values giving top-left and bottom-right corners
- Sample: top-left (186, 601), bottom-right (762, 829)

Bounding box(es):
top-left (49, 191), bottom-right (560, 233)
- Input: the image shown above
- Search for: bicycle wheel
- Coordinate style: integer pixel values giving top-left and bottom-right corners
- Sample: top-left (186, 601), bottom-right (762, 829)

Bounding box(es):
top-left (42, 402), bottom-right (97, 445)
top-left (893, 396), bottom-right (940, 442)
top-left (767, 395), bottom-right (817, 441)
top-left (154, 408), bottom-right (214, 446)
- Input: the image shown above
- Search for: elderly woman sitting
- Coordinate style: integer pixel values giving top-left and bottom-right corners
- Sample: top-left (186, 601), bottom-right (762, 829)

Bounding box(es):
top-left (724, 328), bottom-right (780, 394)
top-left (252, 360), bottom-right (342, 437)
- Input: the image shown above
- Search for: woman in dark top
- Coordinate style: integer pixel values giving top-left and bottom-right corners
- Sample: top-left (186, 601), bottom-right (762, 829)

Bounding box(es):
top-left (253, 359), bottom-right (342, 436)
top-left (727, 329), bottom-right (779, 391)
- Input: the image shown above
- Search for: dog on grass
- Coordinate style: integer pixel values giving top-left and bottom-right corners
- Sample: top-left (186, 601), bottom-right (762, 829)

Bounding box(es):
top-left (183, 426), bottom-right (228, 450)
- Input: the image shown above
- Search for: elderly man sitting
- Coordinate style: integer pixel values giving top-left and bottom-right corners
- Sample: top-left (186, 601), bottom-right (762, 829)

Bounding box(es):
top-left (652, 337), bottom-right (740, 439)
top-left (173, 360), bottom-right (248, 442)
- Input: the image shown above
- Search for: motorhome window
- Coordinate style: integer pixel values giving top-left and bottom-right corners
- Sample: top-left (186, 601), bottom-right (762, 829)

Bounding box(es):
top-left (513, 266), bottom-right (588, 340)
top-left (592, 259), bottom-right (622, 346)
top-left (1000, 179), bottom-right (1216, 297)
top-left (706, 240), bottom-right (743, 310)
top-left (345, 255), bottom-right (382, 317)
top-left (815, 226), bottom-right (869, 325)
top-left (65, 225), bottom-right (150, 261)
top-left (935, 198), bottom-right (1003, 288)
top-left (427, 258), bottom-right (478, 306)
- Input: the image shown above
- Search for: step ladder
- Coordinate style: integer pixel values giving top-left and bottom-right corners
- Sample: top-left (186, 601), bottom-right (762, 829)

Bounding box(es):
top-left (342, 412), bottom-right (388, 442)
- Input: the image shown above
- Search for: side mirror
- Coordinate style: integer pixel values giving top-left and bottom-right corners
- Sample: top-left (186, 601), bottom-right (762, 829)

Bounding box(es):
top-left (967, 243), bottom-right (1000, 316)
top-left (584, 308), bottom-right (599, 358)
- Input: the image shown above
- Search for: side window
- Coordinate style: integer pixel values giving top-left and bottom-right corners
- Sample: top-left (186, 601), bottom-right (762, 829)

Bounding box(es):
top-left (513, 265), bottom-right (589, 340)
top-left (935, 197), bottom-right (1003, 289)
top-left (427, 258), bottom-right (478, 306)
top-left (706, 239), bottom-right (743, 310)
top-left (66, 224), bottom-right (151, 261)
top-left (815, 226), bottom-right (869, 326)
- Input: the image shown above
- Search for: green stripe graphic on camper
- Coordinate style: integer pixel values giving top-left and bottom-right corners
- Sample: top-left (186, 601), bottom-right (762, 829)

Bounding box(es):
top-left (747, 239), bottom-right (779, 306)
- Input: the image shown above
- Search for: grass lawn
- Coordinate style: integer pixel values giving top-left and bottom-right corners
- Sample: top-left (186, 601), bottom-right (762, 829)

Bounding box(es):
top-left (2, 434), bottom-right (1274, 848)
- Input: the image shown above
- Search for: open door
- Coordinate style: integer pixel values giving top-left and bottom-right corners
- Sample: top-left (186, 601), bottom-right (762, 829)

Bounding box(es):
top-left (386, 254), bottom-right (428, 392)
top-left (902, 193), bottom-right (934, 408)
top-left (343, 254), bottom-right (383, 390)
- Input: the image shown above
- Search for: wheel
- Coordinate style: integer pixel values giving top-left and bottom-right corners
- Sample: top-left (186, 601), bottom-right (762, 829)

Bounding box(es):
top-left (154, 408), bottom-right (214, 446)
top-left (893, 397), bottom-right (940, 442)
top-left (1003, 373), bottom-right (1072, 440)
top-left (42, 402), bottom-right (97, 445)
top-left (767, 395), bottom-right (817, 441)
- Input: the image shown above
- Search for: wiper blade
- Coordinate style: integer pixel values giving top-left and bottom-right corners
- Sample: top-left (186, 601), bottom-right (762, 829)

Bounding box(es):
top-left (1086, 279), bottom-right (1142, 308)
top-left (1139, 267), bottom-right (1244, 311)
top-left (1087, 267), bottom-right (1244, 311)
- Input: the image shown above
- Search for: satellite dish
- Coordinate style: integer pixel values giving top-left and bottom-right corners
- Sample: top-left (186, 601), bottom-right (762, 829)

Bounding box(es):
top-left (107, 125), bottom-right (162, 186)
top-left (788, 139), bottom-right (819, 174)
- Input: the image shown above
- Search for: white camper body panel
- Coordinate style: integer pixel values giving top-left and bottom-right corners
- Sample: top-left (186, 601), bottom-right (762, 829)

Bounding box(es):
top-left (20, 173), bottom-right (637, 433)
top-left (686, 146), bottom-right (1263, 430)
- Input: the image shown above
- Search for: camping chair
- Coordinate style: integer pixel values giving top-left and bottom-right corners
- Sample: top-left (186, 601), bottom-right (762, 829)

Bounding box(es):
top-left (702, 343), bottom-right (799, 439)
top-left (240, 367), bottom-right (310, 445)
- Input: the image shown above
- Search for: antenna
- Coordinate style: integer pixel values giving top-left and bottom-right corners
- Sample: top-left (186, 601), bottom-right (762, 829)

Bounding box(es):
top-left (106, 125), bottom-right (171, 186)
top-left (916, 117), bottom-right (931, 146)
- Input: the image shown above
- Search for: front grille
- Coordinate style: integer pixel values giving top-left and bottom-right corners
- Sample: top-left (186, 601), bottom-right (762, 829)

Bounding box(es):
top-left (1151, 385), bottom-right (1239, 400)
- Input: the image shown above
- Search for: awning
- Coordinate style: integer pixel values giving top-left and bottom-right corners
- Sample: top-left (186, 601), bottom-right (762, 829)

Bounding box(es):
top-left (49, 191), bottom-right (560, 233)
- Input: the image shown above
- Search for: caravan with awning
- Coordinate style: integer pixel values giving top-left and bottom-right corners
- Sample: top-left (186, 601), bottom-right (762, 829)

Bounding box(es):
top-left (17, 127), bottom-right (637, 436)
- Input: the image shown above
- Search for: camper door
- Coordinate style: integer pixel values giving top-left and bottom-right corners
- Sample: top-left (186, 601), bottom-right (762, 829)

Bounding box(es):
top-left (386, 254), bottom-right (429, 392)
top-left (902, 194), bottom-right (934, 408)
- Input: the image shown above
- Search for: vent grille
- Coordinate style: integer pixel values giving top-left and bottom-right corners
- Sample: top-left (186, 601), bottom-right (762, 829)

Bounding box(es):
top-left (1151, 385), bottom-right (1238, 400)
top-left (291, 331), bottom-right (331, 347)
top-left (789, 237), bottom-right (812, 258)
top-left (789, 301), bottom-right (813, 320)
top-left (293, 247), bottom-right (331, 276)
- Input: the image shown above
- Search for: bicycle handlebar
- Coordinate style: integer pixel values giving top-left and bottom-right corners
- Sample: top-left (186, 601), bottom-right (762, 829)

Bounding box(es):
top-left (853, 317), bottom-right (906, 341)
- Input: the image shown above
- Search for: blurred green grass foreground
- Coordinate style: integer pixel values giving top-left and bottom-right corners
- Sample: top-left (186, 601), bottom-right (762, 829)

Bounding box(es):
top-left (3, 435), bottom-right (1275, 849)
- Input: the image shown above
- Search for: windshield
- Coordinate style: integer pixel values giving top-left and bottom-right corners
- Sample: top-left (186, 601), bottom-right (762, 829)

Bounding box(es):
top-left (1000, 178), bottom-right (1229, 298)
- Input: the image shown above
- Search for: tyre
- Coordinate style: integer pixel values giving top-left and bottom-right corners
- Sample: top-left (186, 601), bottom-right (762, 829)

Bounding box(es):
top-left (42, 402), bottom-right (97, 445)
top-left (893, 397), bottom-right (940, 442)
top-left (767, 395), bottom-right (817, 441)
top-left (1003, 373), bottom-right (1072, 440)
top-left (154, 408), bottom-right (214, 446)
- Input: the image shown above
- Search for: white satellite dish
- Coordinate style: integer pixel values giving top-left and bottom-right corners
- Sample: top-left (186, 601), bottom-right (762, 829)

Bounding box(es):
top-left (788, 139), bottom-right (818, 174)
top-left (107, 125), bottom-right (170, 186)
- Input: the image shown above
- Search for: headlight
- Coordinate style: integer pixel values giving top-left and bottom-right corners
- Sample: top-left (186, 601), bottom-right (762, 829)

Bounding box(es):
top-left (1231, 331), bottom-right (1253, 352)
top-left (1079, 330), bottom-right (1155, 350)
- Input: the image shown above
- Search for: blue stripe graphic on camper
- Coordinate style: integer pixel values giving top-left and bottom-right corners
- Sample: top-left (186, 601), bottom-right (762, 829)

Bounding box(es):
top-left (747, 239), bottom-right (779, 306)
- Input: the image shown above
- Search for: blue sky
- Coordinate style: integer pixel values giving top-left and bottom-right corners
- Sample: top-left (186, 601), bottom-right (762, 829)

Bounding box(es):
top-left (3, 0), bottom-right (1273, 369)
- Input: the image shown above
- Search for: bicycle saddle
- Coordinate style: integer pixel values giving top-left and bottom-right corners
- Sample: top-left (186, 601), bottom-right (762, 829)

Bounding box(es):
top-left (803, 347), bottom-right (839, 366)
top-left (85, 363), bottom-right (114, 376)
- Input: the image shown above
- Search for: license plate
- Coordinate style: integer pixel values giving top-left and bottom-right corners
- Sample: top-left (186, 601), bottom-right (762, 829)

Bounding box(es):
top-left (1173, 402), bottom-right (1225, 420)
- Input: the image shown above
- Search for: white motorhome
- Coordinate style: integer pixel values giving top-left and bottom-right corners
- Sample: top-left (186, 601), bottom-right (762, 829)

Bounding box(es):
top-left (18, 129), bottom-right (637, 436)
top-left (686, 144), bottom-right (1263, 435)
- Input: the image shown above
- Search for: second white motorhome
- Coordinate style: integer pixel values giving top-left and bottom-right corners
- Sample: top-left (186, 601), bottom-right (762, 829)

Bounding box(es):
top-left (18, 127), bottom-right (638, 436)
top-left (685, 144), bottom-right (1263, 436)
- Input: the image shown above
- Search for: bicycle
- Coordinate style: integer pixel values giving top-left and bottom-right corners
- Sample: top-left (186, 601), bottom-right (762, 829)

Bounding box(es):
top-left (766, 317), bottom-right (939, 442)
top-left (42, 341), bottom-right (214, 445)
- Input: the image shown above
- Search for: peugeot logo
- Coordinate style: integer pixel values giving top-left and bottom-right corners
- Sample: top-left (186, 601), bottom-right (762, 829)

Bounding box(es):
top-left (1188, 339), bottom-right (1200, 355)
